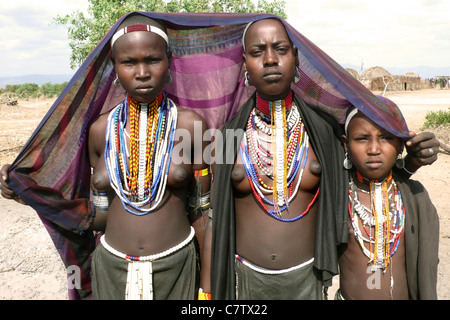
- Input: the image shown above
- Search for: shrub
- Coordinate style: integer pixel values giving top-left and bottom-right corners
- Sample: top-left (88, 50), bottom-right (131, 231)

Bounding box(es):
top-left (421, 109), bottom-right (450, 130)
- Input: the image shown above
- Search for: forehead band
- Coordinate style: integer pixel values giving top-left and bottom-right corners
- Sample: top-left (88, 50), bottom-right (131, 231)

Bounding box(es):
top-left (111, 24), bottom-right (169, 47)
top-left (344, 108), bottom-right (359, 135)
top-left (242, 21), bottom-right (256, 52)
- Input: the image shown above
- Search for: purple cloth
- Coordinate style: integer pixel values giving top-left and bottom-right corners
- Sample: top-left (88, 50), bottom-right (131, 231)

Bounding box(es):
top-left (7, 11), bottom-right (409, 299)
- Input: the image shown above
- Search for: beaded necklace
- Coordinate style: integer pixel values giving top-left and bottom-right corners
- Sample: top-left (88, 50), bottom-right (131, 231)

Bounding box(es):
top-left (105, 92), bottom-right (178, 215)
top-left (348, 170), bottom-right (405, 271)
top-left (240, 92), bottom-right (318, 221)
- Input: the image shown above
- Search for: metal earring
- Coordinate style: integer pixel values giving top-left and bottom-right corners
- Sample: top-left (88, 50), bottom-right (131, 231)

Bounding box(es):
top-left (166, 72), bottom-right (172, 84)
top-left (294, 68), bottom-right (300, 83)
top-left (395, 153), bottom-right (405, 169)
top-left (244, 71), bottom-right (250, 87)
top-left (343, 152), bottom-right (353, 170)
top-left (114, 74), bottom-right (120, 87)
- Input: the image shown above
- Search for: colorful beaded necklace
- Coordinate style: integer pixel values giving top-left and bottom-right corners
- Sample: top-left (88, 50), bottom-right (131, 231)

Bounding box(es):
top-left (240, 91), bottom-right (317, 221)
top-left (348, 170), bottom-right (405, 271)
top-left (104, 92), bottom-right (178, 215)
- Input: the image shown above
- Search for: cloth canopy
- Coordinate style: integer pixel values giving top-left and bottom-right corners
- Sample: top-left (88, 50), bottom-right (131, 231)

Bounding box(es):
top-left (7, 11), bottom-right (409, 299)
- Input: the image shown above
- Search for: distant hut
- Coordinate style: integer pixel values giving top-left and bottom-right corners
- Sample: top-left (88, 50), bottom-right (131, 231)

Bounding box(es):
top-left (361, 66), bottom-right (394, 91)
top-left (362, 66), bottom-right (392, 79)
top-left (404, 72), bottom-right (419, 78)
top-left (401, 72), bottom-right (421, 90)
top-left (345, 68), bottom-right (360, 81)
top-left (361, 66), bottom-right (422, 92)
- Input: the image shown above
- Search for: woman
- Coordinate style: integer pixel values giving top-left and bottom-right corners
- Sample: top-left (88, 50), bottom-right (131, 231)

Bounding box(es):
top-left (208, 18), bottom-right (346, 300)
top-left (1, 13), bottom-right (211, 300)
top-left (89, 14), bottom-right (210, 300)
top-left (86, 14), bottom-right (210, 300)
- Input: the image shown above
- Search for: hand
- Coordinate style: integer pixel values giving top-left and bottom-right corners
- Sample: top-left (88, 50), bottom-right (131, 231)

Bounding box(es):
top-left (404, 131), bottom-right (439, 171)
top-left (0, 164), bottom-right (25, 204)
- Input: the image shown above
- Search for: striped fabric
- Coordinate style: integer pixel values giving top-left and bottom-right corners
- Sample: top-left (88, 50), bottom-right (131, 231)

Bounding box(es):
top-left (7, 11), bottom-right (408, 299)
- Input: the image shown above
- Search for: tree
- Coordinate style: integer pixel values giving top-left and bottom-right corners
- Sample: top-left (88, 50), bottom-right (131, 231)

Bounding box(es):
top-left (54, 0), bottom-right (286, 69)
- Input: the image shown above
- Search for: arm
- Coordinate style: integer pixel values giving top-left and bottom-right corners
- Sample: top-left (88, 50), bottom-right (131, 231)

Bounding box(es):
top-left (182, 111), bottom-right (212, 298)
top-left (404, 131), bottom-right (440, 174)
top-left (197, 136), bottom-right (217, 299)
top-left (186, 113), bottom-right (211, 244)
top-left (86, 115), bottom-right (109, 232)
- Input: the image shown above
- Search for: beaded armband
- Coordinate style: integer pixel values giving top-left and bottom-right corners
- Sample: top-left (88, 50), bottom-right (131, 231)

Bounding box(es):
top-left (188, 168), bottom-right (211, 213)
top-left (188, 191), bottom-right (211, 212)
top-left (92, 190), bottom-right (109, 211)
top-left (198, 288), bottom-right (211, 300)
top-left (194, 168), bottom-right (209, 178)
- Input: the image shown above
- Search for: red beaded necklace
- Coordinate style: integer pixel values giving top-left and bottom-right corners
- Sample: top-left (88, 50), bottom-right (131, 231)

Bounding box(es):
top-left (256, 90), bottom-right (293, 115)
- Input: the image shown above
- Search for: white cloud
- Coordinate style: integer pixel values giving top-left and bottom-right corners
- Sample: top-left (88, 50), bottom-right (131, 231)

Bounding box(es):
top-left (1, 0), bottom-right (449, 77)
top-left (285, 0), bottom-right (450, 69)
top-left (0, 0), bottom-right (88, 77)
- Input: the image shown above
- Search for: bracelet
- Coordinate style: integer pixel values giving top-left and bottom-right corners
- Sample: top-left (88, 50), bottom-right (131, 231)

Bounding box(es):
top-left (194, 168), bottom-right (210, 178)
top-left (188, 191), bottom-right (211, 211)
top-left (198, 288), bottom-right (211, 300)
top-left (92, 190), bottom-right (109, 211)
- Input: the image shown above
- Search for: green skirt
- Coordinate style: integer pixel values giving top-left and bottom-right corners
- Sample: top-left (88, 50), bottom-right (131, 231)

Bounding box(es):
top-left (235, 255), bottom-right (323, 300)
top-left (92, 227), bottom-right (199, 300)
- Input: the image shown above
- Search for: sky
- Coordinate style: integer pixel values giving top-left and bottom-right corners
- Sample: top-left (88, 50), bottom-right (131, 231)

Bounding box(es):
top-left (1, 0), bottom-right (449, 78)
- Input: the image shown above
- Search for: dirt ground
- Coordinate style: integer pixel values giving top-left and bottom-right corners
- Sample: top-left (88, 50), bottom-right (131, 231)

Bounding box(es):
top-left (0, 88), bottom-right (449, 300)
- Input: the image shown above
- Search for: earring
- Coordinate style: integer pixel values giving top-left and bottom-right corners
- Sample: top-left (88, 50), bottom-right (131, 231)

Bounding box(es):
top-left (294, 68), bottom-right (300, 83)
top-left (395, 153), bottom-right (405, 169)
top-left (113, 74), bottom-right (120, 87)
top-left (244, 71), bottom-right (250, 87)
top-left (343, 152), bottom-right (353, 170)
top-left (166, 72), bottom-right (172, 84)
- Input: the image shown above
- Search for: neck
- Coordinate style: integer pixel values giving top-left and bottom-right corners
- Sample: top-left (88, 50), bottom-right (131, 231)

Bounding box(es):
top-left (127, 93), bottom-right (163, 110)
top-left (356, 170), bottom-right (393, 187)
top-left (256, 90), bottom-right (292, 115)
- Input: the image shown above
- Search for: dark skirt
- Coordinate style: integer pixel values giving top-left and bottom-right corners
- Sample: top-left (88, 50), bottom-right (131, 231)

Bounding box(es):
top-left (92, 230), bottom-right (199, 300)
top-left (235, 255), bottom-right (322, 300)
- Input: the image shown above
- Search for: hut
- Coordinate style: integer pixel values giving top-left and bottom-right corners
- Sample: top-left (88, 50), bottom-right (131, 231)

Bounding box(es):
top-left (345, 68), bottom-right (360, 81)
top-left (361, 66), bottom-right (395, 91)
top-left (362, 66), bottom-right (392, 79)
top-left (361, 66), bottom-right (422, 92)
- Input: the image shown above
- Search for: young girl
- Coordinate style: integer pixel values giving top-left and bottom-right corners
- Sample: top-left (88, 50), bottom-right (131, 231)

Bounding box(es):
top-left (338, 99), bottom-right (439, 300)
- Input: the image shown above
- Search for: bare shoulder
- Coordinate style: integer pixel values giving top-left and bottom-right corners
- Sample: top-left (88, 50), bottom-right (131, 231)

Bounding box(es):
top-left (177, 107), bottom-right (205, 121)
top-left (89, 112), bottom-right (110, 135)
top-left (88, 112), bottom-right (111, 155)
top-left (176, 107), bottom-right (208, 131)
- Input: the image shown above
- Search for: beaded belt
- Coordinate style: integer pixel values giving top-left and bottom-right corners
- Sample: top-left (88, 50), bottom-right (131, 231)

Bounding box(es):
top-left (100, 226), bottom-right (195, 300)
top-left (235, 254), bottom-right (314, 275)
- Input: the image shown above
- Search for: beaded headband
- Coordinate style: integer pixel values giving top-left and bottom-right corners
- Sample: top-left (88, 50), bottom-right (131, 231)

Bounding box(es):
top-left (242, 21), bottom-right (255, 52)
top-left (344, 107), bottom-right (359, 135)
top-left (111, 24), bottom-right (169, 48)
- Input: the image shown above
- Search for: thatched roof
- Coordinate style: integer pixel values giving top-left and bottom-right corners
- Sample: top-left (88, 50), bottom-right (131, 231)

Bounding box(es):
top-left (362, 66), bottom-right (392, 79)
top-left (345, 68), bottom-right (360, 80)
top-left (404, 72), bottom-right (419, 78)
